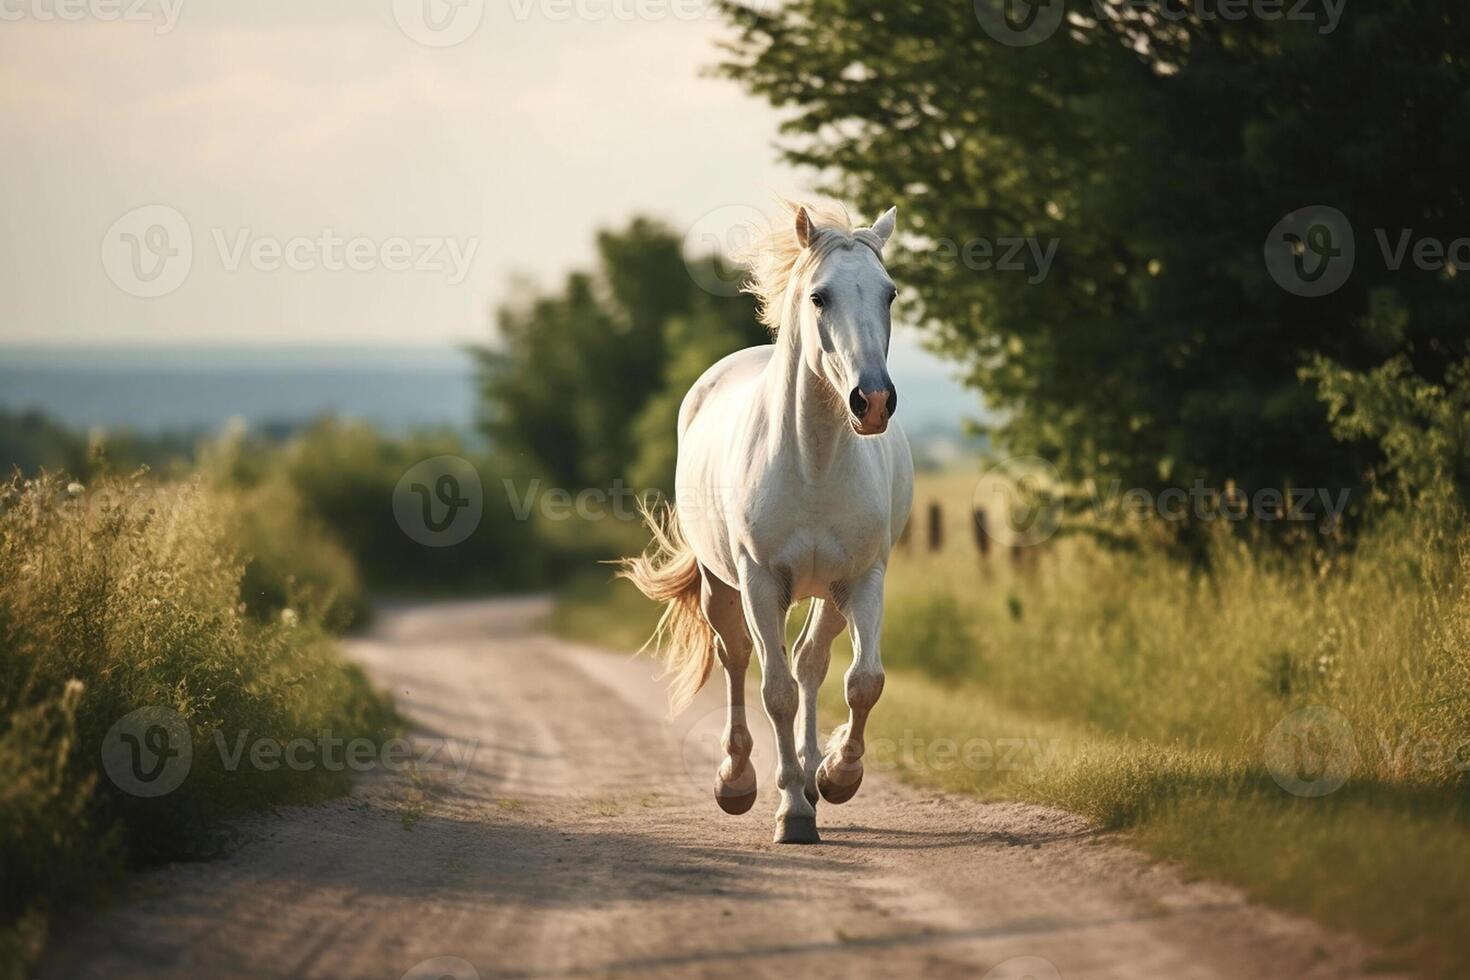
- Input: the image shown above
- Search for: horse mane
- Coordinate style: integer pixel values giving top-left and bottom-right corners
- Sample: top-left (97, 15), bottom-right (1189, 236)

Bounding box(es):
top-left (735, 199), bottom-right (869, 335)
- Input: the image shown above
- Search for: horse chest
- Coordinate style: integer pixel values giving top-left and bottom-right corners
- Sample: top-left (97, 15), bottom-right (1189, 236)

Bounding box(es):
top-left (746, 473), bottom-right (890, 592)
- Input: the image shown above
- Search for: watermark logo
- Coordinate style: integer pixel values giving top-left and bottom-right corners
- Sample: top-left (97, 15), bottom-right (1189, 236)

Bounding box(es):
top-left (683, 204), bottom-right (768, 297)
top-left (1264, 205), bottom-right (1355, 298)
top-left (101, 705), bottom-right (193, 797)
top-left (392, 0), bottom-right (485, 47)
top-left (1264, 705), bottom-right (1355, 797)
top-left (101, 204), bottom-right (194, 298)
top-left (394, 455), bottom-right (484, 546)
top-left (1267, 207), bottom-right (1470, 296)
top-left (400, 956), bottom-right (481, 980)
top-left (103, 708), bottom-right (477, 796)
top-left (971, 455), bottom-right (1064, 548)
top-left (678, 705), bottom-right (772, 797)
top-left (973, 0), bottom-right (1066, 47)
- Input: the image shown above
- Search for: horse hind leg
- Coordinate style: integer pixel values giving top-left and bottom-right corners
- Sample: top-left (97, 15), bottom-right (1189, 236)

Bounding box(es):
top-left (793, 599), bottom-right (846, 808)
top-left (701, 568), bottom-right (756, 815)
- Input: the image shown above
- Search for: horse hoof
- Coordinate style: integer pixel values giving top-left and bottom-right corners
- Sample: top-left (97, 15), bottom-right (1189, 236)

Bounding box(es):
top-left (714, 765), bottom-right (757, 815)
top-left (773, 812), bottom-right (821, 845)
top-left (817, 761), bottom-right (862, 805)
top-left (715, 781), bottom-right (757, 815)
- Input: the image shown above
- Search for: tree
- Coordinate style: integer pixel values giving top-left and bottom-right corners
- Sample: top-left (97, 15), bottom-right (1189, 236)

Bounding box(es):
top-left (475, 218), bottom-right (763, 491)
top-left (628, 309), bottom-right (759, 495)
top-left (716, 0), bottom-right (1470, 511)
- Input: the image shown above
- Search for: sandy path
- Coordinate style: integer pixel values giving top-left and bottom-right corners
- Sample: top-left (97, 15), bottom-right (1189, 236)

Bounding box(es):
top-left (42, 597), bottom-right (1396, 980)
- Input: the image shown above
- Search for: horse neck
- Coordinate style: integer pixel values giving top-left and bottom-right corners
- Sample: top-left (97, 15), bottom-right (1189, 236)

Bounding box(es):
top-left (764, 305), bottom-right (851, 483)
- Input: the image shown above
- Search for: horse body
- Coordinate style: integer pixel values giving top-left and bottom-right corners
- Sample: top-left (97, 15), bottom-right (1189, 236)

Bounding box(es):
top-left (621, 202), bottom-right (913, 843)
top-left (676, 343), bottom-right (911, 599)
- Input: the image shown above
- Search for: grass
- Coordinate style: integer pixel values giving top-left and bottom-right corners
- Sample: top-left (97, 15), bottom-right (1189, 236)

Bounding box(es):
top-left (0, 472), bottom-right (398, 977)
top-left (552, 465), bottom-right (1470, 977)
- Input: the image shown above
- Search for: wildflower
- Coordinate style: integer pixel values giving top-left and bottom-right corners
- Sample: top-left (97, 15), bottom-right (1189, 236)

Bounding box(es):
top-left (67, 482), bottom-right (85, 496)
top-left (281, 608), bottom-right (299, 628)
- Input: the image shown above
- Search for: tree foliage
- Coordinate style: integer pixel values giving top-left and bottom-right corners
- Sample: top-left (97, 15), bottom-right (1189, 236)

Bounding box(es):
top-left (1306, 354), bottom-right (1470, 514)
top-left (475, 218), bottom-right (763, 492)
top-left (716, 0), bottom-right (1470, 503)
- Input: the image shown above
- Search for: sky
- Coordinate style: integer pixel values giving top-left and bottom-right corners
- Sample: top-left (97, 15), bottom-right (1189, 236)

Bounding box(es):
top-left (0, 0), bottom-right (970, 410)
top-left (0, 0), bottom-right (800, 344)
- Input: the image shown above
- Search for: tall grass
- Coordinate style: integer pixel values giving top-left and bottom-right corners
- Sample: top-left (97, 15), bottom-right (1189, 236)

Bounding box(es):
top-left (880, 473), bottom-right (1470, 792)
top-left (867, 475), bottom-right (1470, 974)
top-left (0, 473), bottom-right (397, 975)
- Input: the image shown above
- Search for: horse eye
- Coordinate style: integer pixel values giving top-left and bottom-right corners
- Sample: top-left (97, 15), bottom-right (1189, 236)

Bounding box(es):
top-left (810, 292), bottom-right (825, 310)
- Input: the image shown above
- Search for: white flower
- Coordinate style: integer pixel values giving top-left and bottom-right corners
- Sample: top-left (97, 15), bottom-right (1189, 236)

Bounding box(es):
top-left (280, 608), bottom-right (299, 628)
top-left (66, 482), bottom-right (85, 496)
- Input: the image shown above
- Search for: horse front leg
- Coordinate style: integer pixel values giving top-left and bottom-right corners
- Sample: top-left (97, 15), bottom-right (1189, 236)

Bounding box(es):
top-left (738, 557), bottom-right (819, 844)
top-left (700, 568), bottom-right (756, 814)
top-left (793, 598), bottom-right (846, 808)
top-left (818, 566), bottom-right (886, 805)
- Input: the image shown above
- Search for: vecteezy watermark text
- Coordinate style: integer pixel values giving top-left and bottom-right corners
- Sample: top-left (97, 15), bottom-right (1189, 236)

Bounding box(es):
top-left (212, 228), bottom-right (479, 282)
top-left (102, 706), bottom-right (478, 796)
top-left (1085, 480), bottom-right (1350, 530)
top-left (1265, 705), bottom-right (1470, 798)
top-left (679, 203), bottom-right (1064, 297)
top-left (1265, 205), bottom-right (1470, 297)
top-left (974, 0), bottom-right (1345, 48)
top-left (0, 0), bottom-right (184, 33)
top-left (102, 204), bottom-right (480, 297)
top-left (929, 235), bottom-right (1059, 285)
top-left (971, 455), bottom-right (1350, 549)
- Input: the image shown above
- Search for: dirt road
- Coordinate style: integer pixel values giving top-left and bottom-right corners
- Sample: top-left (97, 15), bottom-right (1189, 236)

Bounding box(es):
top-left (43, 598), bottom-right (1395, 980)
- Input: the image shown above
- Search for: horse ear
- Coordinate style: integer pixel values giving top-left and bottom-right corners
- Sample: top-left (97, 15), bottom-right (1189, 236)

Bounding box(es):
top-left (795, 206), bottom-right (814, 248)
top-left (870, 206), bottom-right (898, 248)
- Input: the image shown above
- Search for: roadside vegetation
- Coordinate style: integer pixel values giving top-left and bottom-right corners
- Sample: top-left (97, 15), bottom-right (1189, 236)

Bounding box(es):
top-left (0, 470), bottom-right (398, 976)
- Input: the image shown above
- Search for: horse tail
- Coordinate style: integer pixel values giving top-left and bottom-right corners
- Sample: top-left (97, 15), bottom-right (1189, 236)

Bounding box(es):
top-left (614, 500), bottom-right (716, 716)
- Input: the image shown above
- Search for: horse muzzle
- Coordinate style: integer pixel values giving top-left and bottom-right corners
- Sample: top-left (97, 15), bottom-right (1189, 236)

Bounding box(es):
top-left (848, 384), bottom-right (896, 436)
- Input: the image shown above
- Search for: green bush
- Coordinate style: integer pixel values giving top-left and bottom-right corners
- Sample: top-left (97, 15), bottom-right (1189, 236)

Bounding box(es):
top-left (225, 478), bottom-right (367, 629)
top-left (0, 473), bottom-right (396, 975)
top-left (202, 418), bottom-right (545, 594)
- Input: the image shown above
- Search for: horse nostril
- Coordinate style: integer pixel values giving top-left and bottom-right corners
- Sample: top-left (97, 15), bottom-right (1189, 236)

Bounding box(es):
top-left (848, 387), bottom-right (867, 418)
top-left (887, 388), bottom-right (898, 416)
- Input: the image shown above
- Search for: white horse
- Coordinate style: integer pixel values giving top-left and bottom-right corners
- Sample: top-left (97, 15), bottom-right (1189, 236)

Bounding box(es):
top-left (620, 202), bottom-right (913, 844)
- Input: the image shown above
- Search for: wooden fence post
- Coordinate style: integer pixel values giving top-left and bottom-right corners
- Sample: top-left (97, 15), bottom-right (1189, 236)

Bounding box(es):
top-left (972, 506), bottom-right (990, 560)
